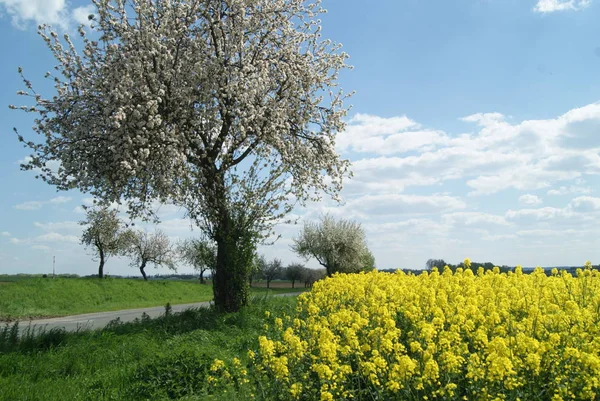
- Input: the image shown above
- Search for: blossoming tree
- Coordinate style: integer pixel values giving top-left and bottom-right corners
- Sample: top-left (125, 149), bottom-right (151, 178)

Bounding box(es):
top-left (123, 229), bottom-right (177, 281)
top-left (291, 214), bottom-right (375, 276)
top-left (11, 0), bottom-right (352, 311)
top-left (80, 207), bottom-right (131, 278)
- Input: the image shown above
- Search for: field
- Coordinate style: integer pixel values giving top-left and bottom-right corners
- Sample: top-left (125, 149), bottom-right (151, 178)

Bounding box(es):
top-left (0, 276), bottom-right (306, 321)
top-left (3, 265), bottom-right (600, 400)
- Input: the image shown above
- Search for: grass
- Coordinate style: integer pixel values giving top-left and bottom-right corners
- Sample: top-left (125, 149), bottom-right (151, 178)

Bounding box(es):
top-left (0, 295), bottom-right (297, 401)
top-left (0, 276), bottom-right (307, 321)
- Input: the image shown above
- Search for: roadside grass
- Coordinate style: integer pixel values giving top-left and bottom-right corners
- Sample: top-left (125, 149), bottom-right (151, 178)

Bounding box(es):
top-left (0, 277), bottom-right (307, 321)
top-left (0, 277), bottom-right (213, 320)
top-left (0, 295), bottom-right (297, 401)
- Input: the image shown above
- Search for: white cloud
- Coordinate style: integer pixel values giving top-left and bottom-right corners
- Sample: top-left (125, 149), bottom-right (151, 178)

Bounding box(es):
top-left (0, 0), bottom-right (97, 30)
top-left (519, 194), bottom-right (543, 206)
top-left (547, 185), bottom-right (592, 196)
top-left (32, 245), bottom-right (51, 252)
top-left (338, 194), bottom-right (466, 217)
top-left (517, 229), bottom-right (577, 237)
top-left (14, 201), bottom-right (43, 210)
top-left (13, 196), bottom-right (72, 211)
top-left (336, 114), bottom-right (450, 155)
top-left (36, 232), bottom-right (79, 243)
top-left (534, 0), bottom-right (591, 13)
top-left (34, 221), bottom-right (81, 233)
top-left (71, 4), bottom-right (95, 25)
top-left (1, 231), bottom-right (10, 237)
top-left (344, 102), bottom-right (600, 197)
top-left (49, 196), bottom-right (72, 204)
top-left (442, 212), bottom-right (512, 227)
top-left (0, 0), bottom-right (70, 29)
top-left (505, 206), bottom-right (593, 225)
top-left (569, 196), bottom-right (600, 212)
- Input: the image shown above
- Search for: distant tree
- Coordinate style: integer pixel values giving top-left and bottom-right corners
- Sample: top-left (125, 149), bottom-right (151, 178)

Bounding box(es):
top-left (284, 263), bottom-right (305, 289)
top-left (260, 257), bottom-right (283, 289)
top-left (302, 267), bottom-right (326, 288)
top-left (248, 253), bottom-right (261, 287)
top-left (362, 248), bottom-right (376, 272)
top-left (80, 207), bottom-right (130, 278)
top-left (426, 259), bottom-right (447, 270)
top-left (292, 214), bottom-right (374, 276)
top-left (124, 229), bottom-right (177, 281)
top-left (179, 237), bottom-right (217, 284)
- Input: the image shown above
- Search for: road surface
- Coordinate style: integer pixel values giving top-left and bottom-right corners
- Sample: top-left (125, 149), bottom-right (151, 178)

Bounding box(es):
top-left (14, 293), bottom-right (299, 335)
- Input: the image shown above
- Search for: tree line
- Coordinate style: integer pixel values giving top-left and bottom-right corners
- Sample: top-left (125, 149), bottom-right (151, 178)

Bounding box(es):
top-left (80, 206), bottom-right (375, 286)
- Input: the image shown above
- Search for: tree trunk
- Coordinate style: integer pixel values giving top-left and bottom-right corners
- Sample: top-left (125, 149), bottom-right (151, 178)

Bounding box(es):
top-left (212, 213), bottom-right (251, 313)
top-left (140, 261), bottom-right (148, 281)
top-left (266, 278), bottom-right (270, 289)
top-left (199, 269), bottom-right (205, 284)
top-left (98, 248), bottom-right (105, 279)
top-left (291, 279), bottom-right (295, 289)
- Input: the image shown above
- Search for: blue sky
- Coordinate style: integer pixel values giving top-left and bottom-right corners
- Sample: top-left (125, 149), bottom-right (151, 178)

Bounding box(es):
top-left (1, 0), bottom-right (600, 276)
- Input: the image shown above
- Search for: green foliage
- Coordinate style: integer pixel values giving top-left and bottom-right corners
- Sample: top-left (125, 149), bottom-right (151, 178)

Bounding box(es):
top-left (130, 350), bottom-right (213, 399)
top-left (361, 248), bottom-right (376, 272)
top-left (284, 263), bottom-right (305, 288)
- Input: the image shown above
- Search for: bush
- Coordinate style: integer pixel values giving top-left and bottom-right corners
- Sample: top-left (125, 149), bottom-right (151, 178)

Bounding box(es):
top-left (129, 350), bottom-right (214, 399)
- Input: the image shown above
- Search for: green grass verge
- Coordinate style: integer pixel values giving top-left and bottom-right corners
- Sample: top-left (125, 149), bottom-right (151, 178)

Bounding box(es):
top-left (0, 277), bottom-right (213, 320)
top-left (0, 295), bottom-right (297, 401)
top-left (0, 277), bottom-right (308, 320)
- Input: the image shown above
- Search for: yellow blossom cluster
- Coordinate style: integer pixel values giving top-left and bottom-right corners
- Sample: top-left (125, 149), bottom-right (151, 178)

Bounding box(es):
top-left (252, 261), bottom-right (600, 400)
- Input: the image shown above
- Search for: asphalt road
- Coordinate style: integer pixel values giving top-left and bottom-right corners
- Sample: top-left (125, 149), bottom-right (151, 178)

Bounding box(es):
top-left (15, 293), bottom-right (299, 336)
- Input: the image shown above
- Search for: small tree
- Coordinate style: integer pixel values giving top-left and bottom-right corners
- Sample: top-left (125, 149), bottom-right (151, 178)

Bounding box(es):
top-left (292, 214), bottom-right (374, 276)
top-left (284, 263), bottom-right (305, 289)
top-left (80, 207), bottom-right (130, 278)
top-left (302, 267), bottom-right (326, 288)
top-left (124, 229), bottom-right (177, 280)
top-left (179, 237), bottom-right (217, 284)
top-left (260, 257), bottom-right (283, 289)
top-left (426, 259), bottom-right (447, 271)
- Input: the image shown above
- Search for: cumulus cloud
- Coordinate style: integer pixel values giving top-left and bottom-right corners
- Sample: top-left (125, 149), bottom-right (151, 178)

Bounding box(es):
top-left (0, 0), bottom-right (96, 30)
top-left (547, 185), bottom-right (592, 196)
top-left (569, 196), bottom-right (600, 212)
top-left (442, 212), bottom-right (512, 228)
top-left (533, 0), bottom-right (592, 13)
top-left (13, 201), bottom-right (43, 210)
top-left (519, 194), bottom-right (543, 206)
top-left (341, 102), bottom-right (600, 198)
top-left (336, 114), bottom-right (450, 155)
top-left (36, 232), bottom-right (79, 243)
top-left (71, 4), bottom-right (95, 25)
top-left (34, 221), bottom-right (81, 233)
top-left (13, 196), bottom-right (72, 211)
top-left (1, 231), bottom-right (10, 237)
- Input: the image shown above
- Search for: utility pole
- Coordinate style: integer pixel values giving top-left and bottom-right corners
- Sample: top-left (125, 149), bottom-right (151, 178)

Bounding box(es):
top-left (53, 255), bottom-right (56, 278)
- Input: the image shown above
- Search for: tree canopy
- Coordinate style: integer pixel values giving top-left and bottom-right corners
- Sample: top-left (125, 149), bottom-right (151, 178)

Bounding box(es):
top-left (291, 214), bottom-right (375, 276)
top-left (79, 206), bottom-right (131, 278)
top-left (123, 229), bottom-right (177, 280)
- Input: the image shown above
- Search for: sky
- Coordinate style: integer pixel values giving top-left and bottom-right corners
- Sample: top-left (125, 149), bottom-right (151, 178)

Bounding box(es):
top-left (1, 0), bottom-right (600, 276)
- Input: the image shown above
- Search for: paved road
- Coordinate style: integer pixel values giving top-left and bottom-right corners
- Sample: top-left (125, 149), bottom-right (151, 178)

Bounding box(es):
top-left (14, 293), bottom-right (299, 335)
